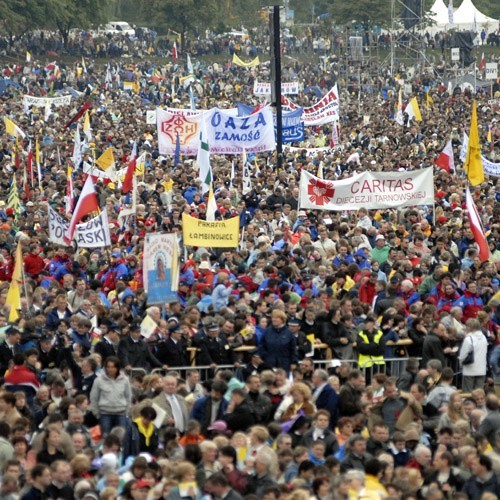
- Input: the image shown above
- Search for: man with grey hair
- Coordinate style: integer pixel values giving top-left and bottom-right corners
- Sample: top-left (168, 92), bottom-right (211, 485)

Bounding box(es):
top-left (311, 368), bottom-right (339, 427)
top-left (246, 449), bottom-right (278, 496)
top-left (344, 469), bottom-right (367, 495)
top-left (459, 318), bottom-right (488, 392)
top-left (441, 306), bottom-right (466, 339)
top-left (406, 444), bottom-right (433, 472)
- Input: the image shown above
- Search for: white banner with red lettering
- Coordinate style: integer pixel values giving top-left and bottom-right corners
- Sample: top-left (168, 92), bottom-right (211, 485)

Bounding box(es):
top-left (299, 168), bottom-right (434, 211)
top-left (283, 85), bottom-right (340, 126)
top-left (156, 108), bottom-right (203, 156)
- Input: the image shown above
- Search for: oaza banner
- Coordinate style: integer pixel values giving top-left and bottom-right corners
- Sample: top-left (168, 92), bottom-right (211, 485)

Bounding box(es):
top-left (204, 107), bottom-right (275, 154)
top-left (299, 167), bottom-right (434, 211)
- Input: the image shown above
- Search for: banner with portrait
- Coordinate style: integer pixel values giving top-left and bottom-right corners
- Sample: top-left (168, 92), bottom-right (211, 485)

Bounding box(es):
top-left (143, 233), bottom-right (180, 305)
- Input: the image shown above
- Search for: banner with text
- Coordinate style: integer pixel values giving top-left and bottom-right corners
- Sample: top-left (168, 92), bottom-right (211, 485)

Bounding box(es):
top-left (143, 233), bottom-right (179, 305)
top-left (276, 108), bottom-right (304, 143)
top-left (48, 205), bottom-right (111, 248)
top-left (157, 107), bottom-right (203, 156)
top-left (204, 107), bottom-right (275, 154)
top-left (182, 214), bottom-right (240, 248)
top-left (299, 168), bottom-right (434, 211)
top-left (23, 95), bottom-right (72, 108)
top-left (253, 81), bottom-right (300, 95)
top-left (283, 85), bottom-right (340, 125)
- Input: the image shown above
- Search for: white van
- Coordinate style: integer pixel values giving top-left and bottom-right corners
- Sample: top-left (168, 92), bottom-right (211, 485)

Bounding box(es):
top-left (99, 22), bottom-right (135, 37)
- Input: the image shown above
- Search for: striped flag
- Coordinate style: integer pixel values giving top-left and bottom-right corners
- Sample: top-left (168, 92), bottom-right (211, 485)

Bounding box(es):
top-left (7, 175), bottom-right (21, 220)
top-left (466, 188), bottom-right (489, 262)
top-left (197, 119), bottom-right (212, 194)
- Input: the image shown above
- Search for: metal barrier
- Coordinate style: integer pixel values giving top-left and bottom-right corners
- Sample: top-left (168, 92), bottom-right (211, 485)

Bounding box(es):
top-left (127, 358), bottom-right (420, 384)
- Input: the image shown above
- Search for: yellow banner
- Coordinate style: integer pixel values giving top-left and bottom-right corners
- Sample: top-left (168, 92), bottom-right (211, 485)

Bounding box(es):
top-left (232, 54), bottom-right (260, 68)
top-left (182, 214), bottom-right (240, 248)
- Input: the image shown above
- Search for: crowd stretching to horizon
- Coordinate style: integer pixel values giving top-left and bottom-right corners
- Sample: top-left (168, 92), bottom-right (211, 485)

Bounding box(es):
top-left (0, 21), bottom-right (498, 500)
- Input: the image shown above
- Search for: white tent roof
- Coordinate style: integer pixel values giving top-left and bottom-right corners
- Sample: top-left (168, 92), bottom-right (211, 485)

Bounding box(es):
top-left (453, 0), bottom-right (497, 29)
top-left (429, 0), bottom-right (450, 26)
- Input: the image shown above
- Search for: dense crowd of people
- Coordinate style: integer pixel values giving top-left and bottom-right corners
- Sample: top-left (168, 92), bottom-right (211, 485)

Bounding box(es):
top-left (0, 21), bottom-right (499, 499)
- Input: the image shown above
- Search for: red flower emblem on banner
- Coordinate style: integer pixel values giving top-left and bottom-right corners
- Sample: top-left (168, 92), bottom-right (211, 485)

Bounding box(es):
top-left (307, 178), bottom-right (335, 206)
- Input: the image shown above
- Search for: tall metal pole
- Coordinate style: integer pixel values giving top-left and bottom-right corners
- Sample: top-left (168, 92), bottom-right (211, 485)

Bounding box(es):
top-left (271, 5), bottom-right (283, 169)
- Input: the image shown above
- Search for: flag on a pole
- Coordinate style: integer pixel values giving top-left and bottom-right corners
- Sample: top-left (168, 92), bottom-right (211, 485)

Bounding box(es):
top-left (406, 97), bottom-right (422, 122)
top-left (95, 147), bottom-right (115, 171)
top-left (479, 52), bottom-right (486, 71)
top-left (189, 86), bottom-right (196, 110)
top-left (317, 162), bottom-right (324, 179)
top-left (6, 241), bottom-right (23, 322)
top-left (83, 111), bottom-right (92, 142)
top-left (448, 0), bottom-right (454, 25)
top-left (426, 92), bottom-right (434, 110)
top-left (72, 125), bottom-right (82, 169)
top-left (435, 139), bottom-right (455, 173)
top-left (26, 51), bottom-right (31, 63)
top-left (174, 133), bottom-right (181, 168)
top-left (206, 184), bottom-right (217, 221)
top-left (487, 127), bottom-right (492, 144)
top-left (242, 150), bottom-right (252, 195)
top-left (65, 100), bottom-right (91, 128)
top-left (466, 188), bottom-right (489, 261)
top-left (4, 117), bottom-right (25, 138)
top-left (65, 165), bottom-right (74, 215)
top-left (464, 100), bottom-right (484, 186)
top-left (230, 160), bottom-right (235, 188)
top-left (7, 175), bottom-right (21, 220)
top-left (187, 53), bottom-right (194, 74)
top-left (66, 175), bottom-right (100, 243)
top-left (27, 141), bottom-right (34, 186)
top-left (82, 56), bottom-right (87, 74)
top-left (172, 42), bottom-right (178, 60)
top-left (35, 139), bottom-right (42, 187)
top-left (330, 121), bottom-right (340, 148)
top-left (122, 142), bottom-right (137, 194)
top-left (395, 88), bottom-right (404, 125)
top-left (197, 119), bottom-right (212, 194)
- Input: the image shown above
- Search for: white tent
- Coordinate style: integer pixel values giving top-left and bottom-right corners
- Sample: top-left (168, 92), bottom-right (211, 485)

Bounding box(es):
top-left (429, 0), bottom-right (450, 26)
top-left (424, 0), bottom-right (497, 34)
top-left (453, 0), bottom-right (497, 33)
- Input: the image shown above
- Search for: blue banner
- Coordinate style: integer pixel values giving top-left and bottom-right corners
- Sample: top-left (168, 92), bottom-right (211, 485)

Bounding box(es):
top-left (275, 108), bottom-right (304, 143)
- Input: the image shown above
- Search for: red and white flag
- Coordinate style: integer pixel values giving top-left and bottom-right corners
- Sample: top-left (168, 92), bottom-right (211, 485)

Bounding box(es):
top-left (466, 187), bottom-right (489, 262)
top-left (122, 142), bottom-right (137, 194)
top-left (66, 175), bottom-right (99, 243)
top-left (434, 139), bottom-right (455, 173)
top-left (330, 121), bottom-right (340, 148)
top-left (479, 52), bottom-right (485, 71)
top-left (26, 141), bottom-right (34, 186)
top-left (172, 42), bottom-right (178, 61)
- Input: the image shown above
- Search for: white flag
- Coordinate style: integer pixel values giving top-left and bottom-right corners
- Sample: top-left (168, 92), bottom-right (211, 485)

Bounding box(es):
top-left (72, 124), bottom-right (82, 168)
top-left (242, 150), bottom-right (252, 195)
top-left (197, 115), bottom-right (212, 194)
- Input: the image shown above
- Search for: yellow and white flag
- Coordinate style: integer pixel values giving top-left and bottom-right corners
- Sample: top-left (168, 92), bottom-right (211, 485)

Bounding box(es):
top-left (4, 117), bottom-right (25, 138)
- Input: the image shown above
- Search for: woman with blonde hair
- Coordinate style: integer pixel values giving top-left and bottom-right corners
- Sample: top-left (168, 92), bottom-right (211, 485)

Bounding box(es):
top-left (165, 461), bottom-right (202, 500)
top-left (438, 391), bottom-right (467, 431)
top-left (280, 382), bottom-right (316, 422)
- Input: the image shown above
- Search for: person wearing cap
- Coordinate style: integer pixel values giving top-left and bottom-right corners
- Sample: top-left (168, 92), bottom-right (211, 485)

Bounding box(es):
top-left (117, 324), bottom-right (164, 372)
top-left (371, 235), bottom-right (390, 264)
top-left (356, 317), bottom-right (385, 383)
top-left (193, 320), bottom-right (231, 367)
top-left (156, 324), bottom-right (188, 367)
top-left (288, 319), bottom-right (312, 360)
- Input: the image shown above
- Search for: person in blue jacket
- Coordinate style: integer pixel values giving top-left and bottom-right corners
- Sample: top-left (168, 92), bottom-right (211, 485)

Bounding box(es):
top-left (259, 309), bottom-right (298, 373)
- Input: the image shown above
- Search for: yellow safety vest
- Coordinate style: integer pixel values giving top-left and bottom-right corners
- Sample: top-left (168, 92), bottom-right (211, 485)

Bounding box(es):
top-left (358, 330), bottom-right (385, 368)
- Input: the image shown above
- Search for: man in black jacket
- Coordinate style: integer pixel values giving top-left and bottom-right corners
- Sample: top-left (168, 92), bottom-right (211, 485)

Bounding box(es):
top-left (93, 324), bottom-right (120, 361)
top-left (224, 388), bottom-right (256, 433)
top-left (0, 327), bottom-right (21, 376)
top-left (245, 375), bottom-right (272, 424)
top-left (156, 324), bottom-right (188, 367)
top-left (117, 325), bottom-right (164, 372)
top-left (193, 321), bottom-right (231, 366)
top-left (422, 322), bottom-right (452, 368)
top-left (338, 370), bottom-right (365, 417)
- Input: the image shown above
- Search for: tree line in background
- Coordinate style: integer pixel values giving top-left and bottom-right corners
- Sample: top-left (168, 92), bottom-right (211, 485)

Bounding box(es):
top-left (0, 0), bottom-right (498, 46)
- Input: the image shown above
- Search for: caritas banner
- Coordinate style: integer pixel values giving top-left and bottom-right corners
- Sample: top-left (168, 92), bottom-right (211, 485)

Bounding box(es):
top-left (299, 168), bottom-right (434, 211)
top-left (204, 107), bottom-right (275, 154)
top-left (157, 107), bottom-right (202, 156)
top-left (283, 85), bottom-right (339, 126)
